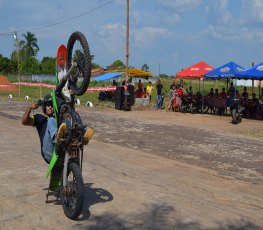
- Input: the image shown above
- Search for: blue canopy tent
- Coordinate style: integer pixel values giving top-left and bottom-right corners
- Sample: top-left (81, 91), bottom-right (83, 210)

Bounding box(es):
top-left (235, 62), bottom-right (263, 97)
top-left (204, 61), bottom-right (245, 80)
top-left (204, 61), bottom-right (246, 96)
top-left (95, 72), bottom-right (124, 81)
top-left (236, 62), bottom-right (263, 80)
top-left (203, 61), bottom-right (245, 113)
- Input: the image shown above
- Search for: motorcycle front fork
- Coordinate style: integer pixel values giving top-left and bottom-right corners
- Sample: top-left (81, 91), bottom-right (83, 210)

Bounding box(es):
top-left (62, 152), bottom-right (70, 194)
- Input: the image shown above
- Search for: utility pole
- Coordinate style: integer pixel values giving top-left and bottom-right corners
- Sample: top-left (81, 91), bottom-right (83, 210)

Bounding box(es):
top-left (252, 62), bottom-right (254, 95)
top-left (122, 0), bottom-right (130, 110)
top-left (125, 0), bottom-right (129, 85)
top-left (14, 31), bottom-right (21, 99)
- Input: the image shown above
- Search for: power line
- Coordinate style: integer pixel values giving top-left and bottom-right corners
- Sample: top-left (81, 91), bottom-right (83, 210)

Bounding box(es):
top-left (0, 0), bottom-right (114, 37)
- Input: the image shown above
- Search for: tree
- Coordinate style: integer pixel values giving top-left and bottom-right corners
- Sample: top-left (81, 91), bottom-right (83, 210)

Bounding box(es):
top-left (141, 64), bottom-right (149, 72)
top-left (0, 54), bottom-right (12, 74)
top-left (19, 31), bottom-right (39, 58)
top-left (160, 73), bottom-right (169, 78)
top-left (21, 57), bottom-right (40, 74)
top-left (112, 59), bottom-right (125, 68)
top-left (40, 57), bottom-right (56, 74)
top-left (92, 63), bottom-right (101, 69)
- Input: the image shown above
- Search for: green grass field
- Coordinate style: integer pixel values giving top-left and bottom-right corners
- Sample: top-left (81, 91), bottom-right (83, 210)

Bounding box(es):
top-left (0, 76), bottom-right (260, 110)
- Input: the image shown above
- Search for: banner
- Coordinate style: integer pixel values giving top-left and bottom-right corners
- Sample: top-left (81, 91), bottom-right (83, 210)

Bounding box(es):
top-left (0, 82), bottom-right (117, 92)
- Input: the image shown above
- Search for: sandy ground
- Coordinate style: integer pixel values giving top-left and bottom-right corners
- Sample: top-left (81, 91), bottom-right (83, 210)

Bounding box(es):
top-left (0, 99), bottom-right (263, 229)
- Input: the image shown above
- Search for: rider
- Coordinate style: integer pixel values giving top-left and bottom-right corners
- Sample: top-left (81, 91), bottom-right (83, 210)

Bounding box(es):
top-left (22, 94), bottom-right (94, 164)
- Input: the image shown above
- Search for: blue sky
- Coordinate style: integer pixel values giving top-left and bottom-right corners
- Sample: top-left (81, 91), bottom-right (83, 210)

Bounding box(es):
top-left (1, 0), bottom-right (263, 76)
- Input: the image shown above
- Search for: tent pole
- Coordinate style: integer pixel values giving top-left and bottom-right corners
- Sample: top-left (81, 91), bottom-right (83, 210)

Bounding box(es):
top-left (234, 77), bottom-right (237, 99)
top-left (259, 80), bottom-right (261, 97)
top-left (202, 78), bottom-right (204, 115)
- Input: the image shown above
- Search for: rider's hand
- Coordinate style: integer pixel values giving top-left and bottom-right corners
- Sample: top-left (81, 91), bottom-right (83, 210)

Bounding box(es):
top-left (30, 102), bottom-right (39, 110)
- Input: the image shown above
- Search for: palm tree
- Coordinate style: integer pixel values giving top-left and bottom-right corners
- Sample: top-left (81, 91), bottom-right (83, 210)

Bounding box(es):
top-left (141, 64), bottom-right (149, 72)
top-left (19, 31), bottom-right (39, 58)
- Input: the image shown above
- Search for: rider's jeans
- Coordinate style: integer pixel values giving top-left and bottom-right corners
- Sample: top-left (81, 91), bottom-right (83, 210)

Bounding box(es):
top-left (42, 117), bottom-right (57, 162)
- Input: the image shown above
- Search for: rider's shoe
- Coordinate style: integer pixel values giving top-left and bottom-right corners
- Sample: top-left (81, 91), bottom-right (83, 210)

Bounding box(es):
top-left (57, 123), bottom-right (67, 144)
top-left (83, 127), bottom-right (94, 144)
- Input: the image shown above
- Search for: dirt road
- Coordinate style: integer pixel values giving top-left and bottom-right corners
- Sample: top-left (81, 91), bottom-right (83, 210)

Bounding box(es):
top-left (0, 99), bottom-right (263, 229)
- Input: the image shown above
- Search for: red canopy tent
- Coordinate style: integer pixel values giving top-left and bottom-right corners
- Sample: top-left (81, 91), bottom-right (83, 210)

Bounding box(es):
top-left (175, 61), bottom-right (214, 79)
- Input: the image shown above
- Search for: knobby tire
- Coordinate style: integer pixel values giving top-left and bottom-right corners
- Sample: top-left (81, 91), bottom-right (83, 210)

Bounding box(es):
top-left (67, 31), bottom-right (91, 96)
top-left (61, 162), bottom-right (84, 220)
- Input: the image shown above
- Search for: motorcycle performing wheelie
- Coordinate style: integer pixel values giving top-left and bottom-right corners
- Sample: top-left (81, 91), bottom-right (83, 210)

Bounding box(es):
top-left (38, 31), bottom-right (92, 219)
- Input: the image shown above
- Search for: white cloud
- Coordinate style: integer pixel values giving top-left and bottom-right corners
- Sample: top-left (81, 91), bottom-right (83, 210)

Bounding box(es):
top-left (132, 11), bottom-right (141, 25)
top-left (162, 13), bottom-right (180, 25)
top-left (98, 23), bottom-right (126, 53)
top-left (156, 0), bottom-right (202, 13)
top-left (206, 0), bottom-right (233, 25)
top-left (134, 27), bottom-right (170, 45)
top-left (241, 0), bottom-right (263, 25)
top-left (201, 24), bottom-right (263, 44)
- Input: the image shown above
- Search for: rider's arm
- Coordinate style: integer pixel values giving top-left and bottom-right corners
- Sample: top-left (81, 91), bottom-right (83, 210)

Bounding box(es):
top-left (22, 102), bottom-right (39, 126)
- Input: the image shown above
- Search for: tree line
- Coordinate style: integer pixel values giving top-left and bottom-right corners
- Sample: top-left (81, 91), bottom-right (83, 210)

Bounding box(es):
top-left (0, 32), bottom-right (56, 75)
top-left (0, 31), bottom-right (161, 77)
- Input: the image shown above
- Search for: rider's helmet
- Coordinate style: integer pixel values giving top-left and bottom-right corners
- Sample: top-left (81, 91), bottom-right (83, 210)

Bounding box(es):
top-left (42, 94), bottom-right (53, 114)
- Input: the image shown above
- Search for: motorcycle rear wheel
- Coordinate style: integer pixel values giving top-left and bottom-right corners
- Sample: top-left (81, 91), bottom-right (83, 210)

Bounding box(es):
top-left (231, 109), bottom-right (239, 124)
top-left (61, 162), bottom-right (84, 220)
top-left (67, 31), bottom-right (91, 96)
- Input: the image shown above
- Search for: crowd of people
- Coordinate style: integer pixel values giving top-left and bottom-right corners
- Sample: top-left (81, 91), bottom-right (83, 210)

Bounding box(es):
top-left (97, 77), bottom-right (263, 120)
top-left (133, 79), bottom-right (263, 119)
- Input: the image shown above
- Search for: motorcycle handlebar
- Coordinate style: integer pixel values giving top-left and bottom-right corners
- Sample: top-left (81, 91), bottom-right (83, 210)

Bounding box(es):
top-left (55, 62), bottom-right (77, 93)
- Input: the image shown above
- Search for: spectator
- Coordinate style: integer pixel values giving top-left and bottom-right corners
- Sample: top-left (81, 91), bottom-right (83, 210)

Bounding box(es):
top-left (218, 88), bottom-right (227, 116)
top-left (146, 81), bottom-right (154, 102)
top-left (170, 79), bottom-right (176, 90)
top-left (249, 93), bottom-right (258, 118)
top-left (214, 88), bottom-right (219, 97)
top-left (112, 79), bottom-right (118, 86)
top-left (188, 86), bottom-right (193, 97)
top-left (227, 82), bottom-right (235, 99)
top-left (242, 87), bottom-right (249, 100)
top-left (176, 83), bottom-right (183, 97)
top-left (168, 85), bottom-right (176, 111)
top-left (259, 94), bottom-right (263, 120)
top-left (219, 88), bottom-right (227, 98)
top-left (143, 87), bottom-right (148, 98)
top-left (241, 87), bottom-right (249, 118)
top-left (156, 78), bottom-right (163, 109)
top-left (208, 88), bottom-right (214, 97)
top-left (227, 82), bottom-right (235, 109)
top-left (136, 79), bottom-right (143, 98)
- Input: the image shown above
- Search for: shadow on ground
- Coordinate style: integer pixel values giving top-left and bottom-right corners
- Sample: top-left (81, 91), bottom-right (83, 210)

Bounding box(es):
top-left (79, 183), bottom-right (113, 220)
top-left (74, 203), bottom-right (263, 230)
top-left (43, 183), bottom-right (113, 221)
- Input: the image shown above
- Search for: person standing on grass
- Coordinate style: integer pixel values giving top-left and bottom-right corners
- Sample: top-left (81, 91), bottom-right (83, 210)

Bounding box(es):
top-left (146, 81), bottom-right (154, 102)
top-left (156, 78), bottom-right (163, 109)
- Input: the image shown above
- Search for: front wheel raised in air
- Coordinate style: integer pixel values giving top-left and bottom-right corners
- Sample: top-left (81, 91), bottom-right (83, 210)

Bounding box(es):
top-left (61, 162), bottom-right (84, 220)
top-left (67, 31), bottom-right (91, 96)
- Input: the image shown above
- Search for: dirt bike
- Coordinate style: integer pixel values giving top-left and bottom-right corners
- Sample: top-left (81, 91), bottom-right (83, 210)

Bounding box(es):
top-left (40, 31), bottom-right (91, 220)
top-left (179, 95), bottom-right (193, 113)
top-left (231, 98), bottom-right (243, 124)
